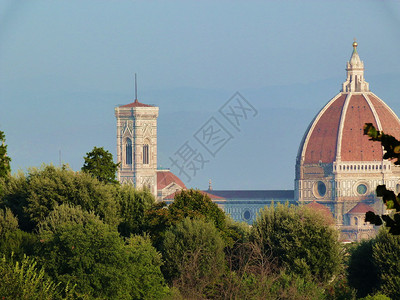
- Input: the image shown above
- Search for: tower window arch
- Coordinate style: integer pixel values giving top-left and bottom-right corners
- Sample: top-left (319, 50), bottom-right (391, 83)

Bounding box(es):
top-left (126, 138), bottom-right (132, 165)
top-left (143, 144), bottom-right (149, 164)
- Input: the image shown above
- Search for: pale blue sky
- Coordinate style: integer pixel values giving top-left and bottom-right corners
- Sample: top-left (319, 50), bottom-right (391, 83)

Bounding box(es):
top-left (1, 1), bottom-right (400, 190)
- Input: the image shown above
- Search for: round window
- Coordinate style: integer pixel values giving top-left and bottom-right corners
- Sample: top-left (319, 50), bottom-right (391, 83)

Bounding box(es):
top-left (313, 181), bottom-right (326, 198)
top-left (357, 184), bottom-right (367, 195)
top-left (243, 210), bottom-right (251, 220)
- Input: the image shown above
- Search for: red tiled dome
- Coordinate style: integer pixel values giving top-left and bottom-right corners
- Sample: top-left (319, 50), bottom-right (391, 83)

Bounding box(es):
top-left (297, 43), bottom-right (400, 165)
top-left (298, 93), bottom-right (400, 164)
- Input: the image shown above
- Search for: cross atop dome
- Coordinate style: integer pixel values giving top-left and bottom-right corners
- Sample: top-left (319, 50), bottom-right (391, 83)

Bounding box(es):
top-left (342, 39), bottom-right (369, 92)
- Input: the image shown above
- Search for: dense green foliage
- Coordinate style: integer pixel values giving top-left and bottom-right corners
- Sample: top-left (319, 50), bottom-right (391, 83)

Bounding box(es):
top-left (252, 203), bottom-right (342, 282)
top-left (347, 229), bottom-right (400, 299)
top-left (0, 165), bottom-right (170, 299)
top-left (162, 217), bottom-right (225, 286)
top-left (214, 240), bottom-right (330, 300)
top-left (0, 165), bottom-right (119, 231)
top-left (146, 189), bottom-right (238, 249)
top-left (36, 204), bottom-right (168, 299)
top-left (0, 159), bottom-right (393, 298)
top-left (0, 130), bottom-right (11, 179)
top-left (82, 146), bottom-right (120, 184)
top-left (0, 254), bottom-right (73, 299)
top-left (0, 207), bottom-right (18, 237)
top-left (169, 189), bottom-right (227, 230)
top-left (117, 185), bottom-right (154, 237)
top-left (348, 239), bottom-right (379, 298)
top-left (373, 229), bottom-right (400, 299)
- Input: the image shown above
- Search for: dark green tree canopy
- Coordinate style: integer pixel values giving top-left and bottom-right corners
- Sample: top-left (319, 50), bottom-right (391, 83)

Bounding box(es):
top-left (349, 229), bottom-right (400, 299)
top-left (372, 229), bottom-right (400, 299)
top-left (161, 217), bottom-right (226, 296)
top-left (36, 204), bottom-right (168, 299)
top-left (117, 185), bottom-right (155, 237)
top-left (1, 165), bottom-right (119, 231)
top-left (0, 254), bottom-right (72, 299)
top-left (82, 146), bottom-right (119, 184)
top-left (0, 130), bottom-right (11, 179)
top-left (145, 189), bottom-right (238, 248)
top-left (168, 189), bottom-right (227, 231)
top-left (252, 203), bottom-right (342, 283)
top-left (347, 239), bottom-right (379, 298)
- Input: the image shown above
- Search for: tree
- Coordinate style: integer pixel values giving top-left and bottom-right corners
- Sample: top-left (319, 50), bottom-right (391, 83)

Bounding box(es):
top-left (251, 203), bottom-right (342, 283)
top-left (117, 185), bottom-right (155, 237)
top-left (168, 189), bottom-right (227, 231)
top-left (347, 239), bottom-right (379, 298)
top-left (372, 229), bottom-right (400, 299)
top-left (0, 207), bottom-right (36, 259)
top-left (346, 229), bottom-right (400, 299)
top-left (82, 146), bottom-right (119, 184)
top-left (0, 172), bottom-right (32, 230)
top-left (364, 123), bottom-right (400, 234)
top-left (145, 189), bottom-right (236, 248)
top-left (210, 239), bottom-right (331, 299)
top-left (1, 164), bottom-right (120, 231)
top-left (0, 207), bottom-right (18, 237)
top-left (161, 217), bottom-right (225, 297)
top-left (36, 204), bottom-right (168, 299)
top-left (0, 130), bottom-right (11, 179)
top-left (0, 254), bottom-right (73, 299)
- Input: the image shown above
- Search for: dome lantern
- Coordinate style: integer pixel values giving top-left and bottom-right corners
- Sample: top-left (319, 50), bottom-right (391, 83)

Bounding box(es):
top-left (342, 40), bottom-right (369, 92)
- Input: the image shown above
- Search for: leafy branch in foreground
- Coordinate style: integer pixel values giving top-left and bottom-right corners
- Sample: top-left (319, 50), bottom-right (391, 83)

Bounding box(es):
top-left (364, 123), bottom-right (400, 234)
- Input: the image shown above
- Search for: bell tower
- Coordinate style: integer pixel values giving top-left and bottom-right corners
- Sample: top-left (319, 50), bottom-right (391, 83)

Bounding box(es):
top-left (115, 89), bottom-right (159, 197)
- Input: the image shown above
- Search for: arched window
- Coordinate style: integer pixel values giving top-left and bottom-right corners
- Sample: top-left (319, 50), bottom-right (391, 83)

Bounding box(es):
top-left (126, 138), bottom-right (132, 165)
top-left (143, 144), bottom-right (149, 164)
